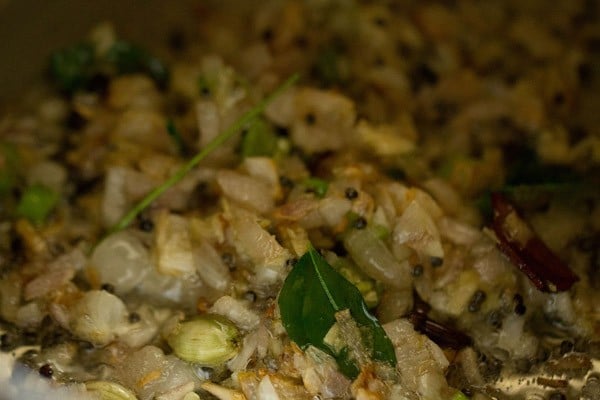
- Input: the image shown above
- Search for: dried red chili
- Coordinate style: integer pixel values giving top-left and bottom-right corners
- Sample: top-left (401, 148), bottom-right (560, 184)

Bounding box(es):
top-left (491, 192), bottom-right (578, 292)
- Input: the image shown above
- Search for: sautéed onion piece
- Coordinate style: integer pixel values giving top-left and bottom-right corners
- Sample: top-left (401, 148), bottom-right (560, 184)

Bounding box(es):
top-left (0, 1), bottom-right (599, 399)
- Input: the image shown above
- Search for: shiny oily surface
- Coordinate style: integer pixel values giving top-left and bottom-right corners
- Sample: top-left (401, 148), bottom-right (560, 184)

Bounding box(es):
top-left (0, 1), bottom-right (599, 399)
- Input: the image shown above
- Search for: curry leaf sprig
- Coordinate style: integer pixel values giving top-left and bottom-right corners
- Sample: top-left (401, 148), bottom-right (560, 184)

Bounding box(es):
top-left (278, 246), bottom-right (397, 379)
top-left (110, 74), bottom-right (299, 233)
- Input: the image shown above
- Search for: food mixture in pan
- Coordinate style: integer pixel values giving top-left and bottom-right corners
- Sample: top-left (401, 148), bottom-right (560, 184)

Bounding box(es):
top-left (0, 1), bottom-right (599, 399)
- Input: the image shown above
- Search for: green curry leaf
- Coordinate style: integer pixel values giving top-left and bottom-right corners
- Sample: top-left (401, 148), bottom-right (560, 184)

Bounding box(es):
top-left (278, 247), bottom-right (397, 378)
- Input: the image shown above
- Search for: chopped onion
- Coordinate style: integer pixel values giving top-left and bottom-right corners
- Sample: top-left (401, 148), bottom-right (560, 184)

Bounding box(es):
top-left (101, 167), bottom-right (130, 227)
top-left (116, 346), bottom-right (199, 400)
top-left (91, 231), bottom-right (151, 294)
top-left (15, 302), bottom-right (44, 328)
top-left (26, 249), bottom-right (85, 300)
top-left (383, 318), bottom-right (450, 398)
top-left (194, 241), bottom-right (231, 292)
top-left (301, 346), bottom-right (351, 398)
top-left (376, 288), bottom-right (413, 324)
top-left (210, 296), bottom-right (260, 331)
top-left (217, 170), bottom-right (274, 214)
top-left (24, 265), bottom-right (75, 301)
top-left (437, 217), bottom-right (481, 246)
top-left (0, 277), bottom-right (22, 323)
top-left (256, 375), bottom-right (280, 400)
top-left (496, 314), bottom-right (538, 359)
top-left (136, 267), bottom-right (203, 307)
top-left (242, 157), bottom-right (280, 196)
top-left (155, 211), bottom-right (196, 277)
top-left (318, 197), bottom-right (352, 228)
top-left (226, 209), bottom-right (290, 289)
top-left (69, 290), bottom-right (129, 345)
top-left (155, 382), bottom-right (195, 400)
top-left (344, 227), bottom-right (412, 289)
top-left (393, 200), bottom-right (444, 259)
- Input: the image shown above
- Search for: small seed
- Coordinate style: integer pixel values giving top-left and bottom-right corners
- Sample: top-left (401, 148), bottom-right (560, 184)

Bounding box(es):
top-left (344, 187), bottom-right (359, 200)
top-left (353, 217), bottom-right (367, 229)
top-left (430, 256), bottom-right (444, 267)
top-left (39, 363), bottom-right (53, 378)
top-left (468, 290), bottom-right (487, 313)
top-left (411, 264), bottom-right (424, 277)
top-left (244, 291), bottom-right (257, 302)
top-left (560, 340), bottom-right (574, 354)
top-left (138, 218), bottom-right (154, 232)
top-left (513, 294), bottom-right (526, 315)
top-left (488, 311), bottom-right (502, 329)
top-left (221, 253), bottom-right (235, 269)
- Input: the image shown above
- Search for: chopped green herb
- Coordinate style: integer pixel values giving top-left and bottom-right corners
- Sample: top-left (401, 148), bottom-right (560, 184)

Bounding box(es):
top-left (49, 42), bottom-right (95, 93)
top-left (278, 247), bottom-right (397, 378)
top-left (110, 73), bottom-right (300, 233)
top-left (17, 184), bottom-right (59, 225)
top-left (166, 118), bottom-right (186, 155)
top-left (240, 117), bottom-right (278, 157)
top-left (304, 177), bottom-right (329, 198)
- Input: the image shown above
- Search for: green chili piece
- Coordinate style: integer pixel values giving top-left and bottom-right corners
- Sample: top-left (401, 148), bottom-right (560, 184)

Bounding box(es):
top-left (17, 184), bottom-right (59, 225)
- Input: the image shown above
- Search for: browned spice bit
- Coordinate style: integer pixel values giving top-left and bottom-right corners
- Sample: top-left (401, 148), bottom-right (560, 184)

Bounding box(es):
top-left (546, 353), bottom-right (593, 377)
top-left (537, 377), bottom-right (568, 388)
top-left (490, 192), bottom-right (579, 292)
top-left (408, 311), bottom-right (472, 350)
